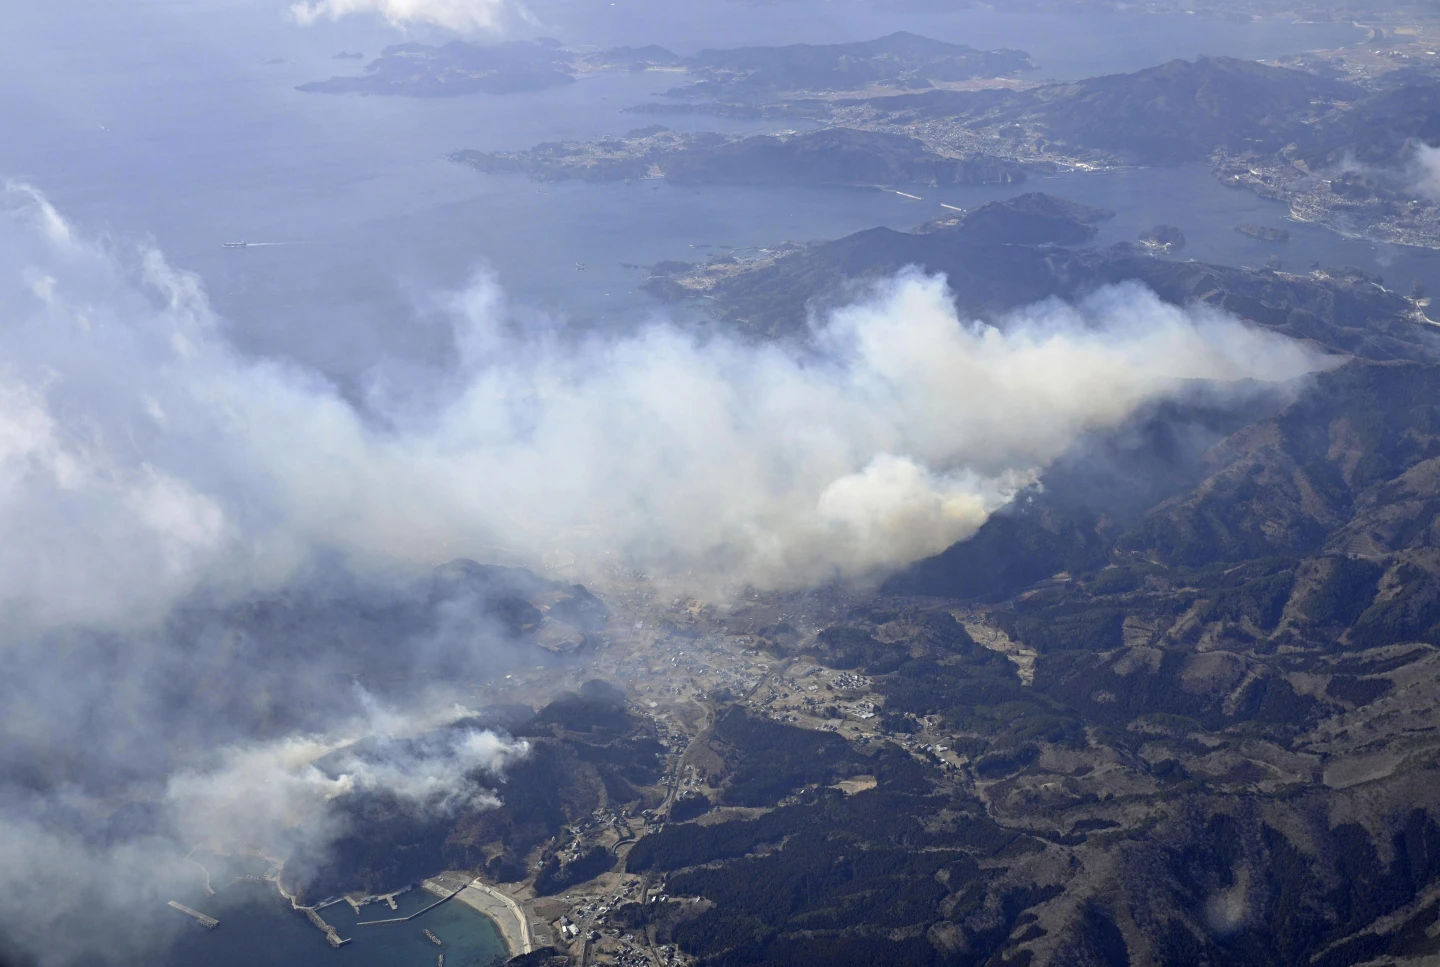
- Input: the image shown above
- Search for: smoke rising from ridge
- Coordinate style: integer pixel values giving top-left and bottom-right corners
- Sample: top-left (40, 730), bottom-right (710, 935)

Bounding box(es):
top-left (0, 185), bottom-right (1323, 633)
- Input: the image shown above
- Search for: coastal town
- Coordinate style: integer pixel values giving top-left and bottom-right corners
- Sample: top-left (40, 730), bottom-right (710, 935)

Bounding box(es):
top-left (1214, 154), bottom-right (1440, 249)
top-left (168, 571), bottom-right (1044, 967)
top-left (399, 578), bottom-right (1039, 966)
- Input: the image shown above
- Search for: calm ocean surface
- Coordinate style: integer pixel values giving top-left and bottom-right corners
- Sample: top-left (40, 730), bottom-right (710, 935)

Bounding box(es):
top-left (160, 856), bottom-right (507, 967)
top-left (1, 1), bottom-right (1402, 387)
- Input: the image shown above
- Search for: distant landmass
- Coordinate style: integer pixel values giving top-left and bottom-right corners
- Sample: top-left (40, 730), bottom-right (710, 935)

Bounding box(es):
top-left (309, 41), bottom-right (1440, 246)
top-left (802, 54), bottom-right (1440, 247)
top-left (299, 31), bottom-right (1033, 99)
top-left (452, 126), bottom-right (1030, 189)
top-left (665, 31), bottom-right (1035, 99)
top-left (843, 55), bottom-right (1354, 165)
top-left (663, 128), bottom-right (1029, 186)
top-left (647, 192), bottom-right (1427, 356)
top-left (299, 39), bottom-right (583, 96)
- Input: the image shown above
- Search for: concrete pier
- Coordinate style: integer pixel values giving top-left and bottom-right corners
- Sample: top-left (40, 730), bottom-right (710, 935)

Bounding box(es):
top-left (303, 906), bottom-right (350, 947)
top-left (356, 888), bottom-right (458, 926)
top-left (186, 858), bottom-right (216, 896)
top-left (168, 901), bottom-right (219, 929)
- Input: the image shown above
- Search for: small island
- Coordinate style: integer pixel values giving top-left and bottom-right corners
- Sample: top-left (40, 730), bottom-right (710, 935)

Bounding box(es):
top-left (1236, 223), bottom-right (1291, 243)
top-left (1139, 224), bottom-right (1186, 252)
top-left (298, 39), bottom-right (589, 96)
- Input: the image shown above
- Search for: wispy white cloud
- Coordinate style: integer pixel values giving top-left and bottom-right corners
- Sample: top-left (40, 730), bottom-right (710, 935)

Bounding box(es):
top-left (289, 0), bottom-right (518, 32)
top-left (1410, 142), bottom-right (1440, 202)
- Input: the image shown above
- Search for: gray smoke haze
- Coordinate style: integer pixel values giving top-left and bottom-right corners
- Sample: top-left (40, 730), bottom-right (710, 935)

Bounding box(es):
top-left (1410, 142), bottom-right (1440, 202)
top-left (0, 184), bottom-right (1327, 966)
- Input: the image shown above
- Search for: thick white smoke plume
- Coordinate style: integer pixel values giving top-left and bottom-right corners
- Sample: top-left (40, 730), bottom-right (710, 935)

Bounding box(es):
top-left (0, 698), bottom-right (525, 967)
top-left (168, 701), bottom-right (528, 853)
top-left (0, 184), bottom-right (1323, 633)
top-left (289, 0), bottom-right (517, 32)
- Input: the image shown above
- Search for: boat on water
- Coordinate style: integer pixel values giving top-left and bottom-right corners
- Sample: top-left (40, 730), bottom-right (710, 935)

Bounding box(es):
top-left (222, 241), bottom-right (248, 248)
top-left (424, 928), bottom-right (443, 946)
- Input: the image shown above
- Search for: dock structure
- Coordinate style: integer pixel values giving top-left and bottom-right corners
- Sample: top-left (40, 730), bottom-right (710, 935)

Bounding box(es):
top-left (303, 906), bottom-right (350, 948)
top-left (186, 857), bottom-right (216, 896)
top-left (168, 901), bottom-right (219, 929)
top-left (356, 887), bottom-right (460, 926)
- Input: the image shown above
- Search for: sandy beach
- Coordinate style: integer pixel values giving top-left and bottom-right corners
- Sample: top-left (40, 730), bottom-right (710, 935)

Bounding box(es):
top-left (454, 880), bottom-right (533, 958)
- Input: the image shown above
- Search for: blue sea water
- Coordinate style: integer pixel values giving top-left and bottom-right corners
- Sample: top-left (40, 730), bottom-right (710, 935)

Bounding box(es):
top-left (0, 0), bottom-right (1398, 389)
top-left (161, 872), bottom-right (508, 967)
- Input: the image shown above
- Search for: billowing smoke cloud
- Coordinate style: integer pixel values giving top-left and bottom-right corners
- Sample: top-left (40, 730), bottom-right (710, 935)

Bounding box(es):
top-left (289, 0), bottom-right (518, 32)
top-left (0, 185), bottom-right (1322, 635)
